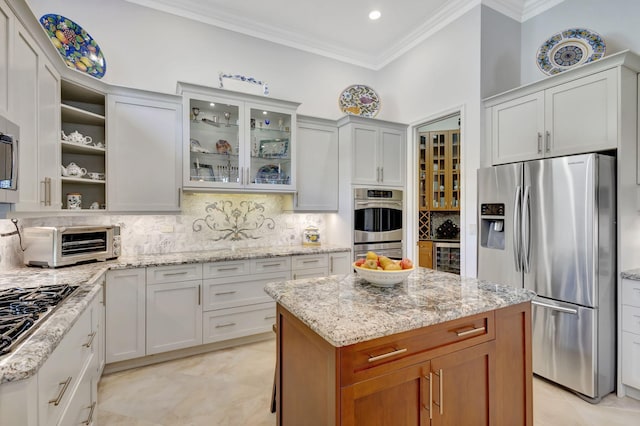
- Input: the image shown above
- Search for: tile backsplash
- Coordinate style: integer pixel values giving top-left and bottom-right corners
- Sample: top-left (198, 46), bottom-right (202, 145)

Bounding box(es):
top-left (0, 193), bottom-right (334, 270)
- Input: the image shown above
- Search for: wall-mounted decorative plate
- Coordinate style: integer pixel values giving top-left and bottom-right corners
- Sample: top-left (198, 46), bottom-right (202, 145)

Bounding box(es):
top-left (39, 14), bottom-right (106, 79)
top-left (536, 28), bottom-right (605, 76)
top-left (338, 85), bottom-right (380, 118)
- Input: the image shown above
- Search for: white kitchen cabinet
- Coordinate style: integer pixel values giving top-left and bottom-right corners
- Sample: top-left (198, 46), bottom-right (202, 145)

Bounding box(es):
top-left (107, 91), bottom-right (182, 211)
top-left (0, 0), bottom-right (10, 117)
top-left (105, 268), bottom-right (146, 363)
top-left (622, 278), bottom-right (640, 392)
top-left (295, 115), bottom-right (339, 211)
top-left (177, 82), bottom-right (300, 192)
top-left (146, 264), bottom-right (204, 354)
top-left (201, 258), bottom-right (289, 344)
top-left (488, 68), bottom-right (618, 165)
top-left (291, 253), bottom-right (328, 279)
top-left (37, 291), bottom-right (97, 426)
top-left (11, 21), bottom-right (61, 210)
top-left (338, 115), bottom-right (407, 188)
top-left (329, 251), bottom-right (352, 274)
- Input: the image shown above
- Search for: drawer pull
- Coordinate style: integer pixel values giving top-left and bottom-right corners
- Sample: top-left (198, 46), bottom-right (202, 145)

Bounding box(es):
top-left (217, 267), bottom-right (240, 272)
top-left (48, 377), bottom-right (72, 406)
top-left (215, 322), bottom-right (236, 328)
top-left (215, 290), bottom-right (237, 296)
top-left (367, 347), bottom-right (407, 362)
top-left (162, 271), bottom-right (189, 276)
top-left (264, 315), bottom-right (277, 320)
top-left (262, 263), bottom-right (282, 268)
top-left (83, 331), bottom-right (97, 348)
top-left (302, 260), bottom-right (319, 264)
top-left (82, 401), bottom-right (96, 425)
top-left (455, 326), bottom-right (486, 337)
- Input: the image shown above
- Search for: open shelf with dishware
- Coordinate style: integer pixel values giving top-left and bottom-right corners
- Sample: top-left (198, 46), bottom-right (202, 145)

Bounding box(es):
top-left (60, 79), bottom-right (107, 210)
top-left (178, 82), bottom-right (299, 192)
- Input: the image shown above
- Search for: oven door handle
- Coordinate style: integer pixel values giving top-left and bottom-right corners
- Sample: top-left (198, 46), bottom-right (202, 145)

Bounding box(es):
top-left (354, 201), bottom-right (403, 209)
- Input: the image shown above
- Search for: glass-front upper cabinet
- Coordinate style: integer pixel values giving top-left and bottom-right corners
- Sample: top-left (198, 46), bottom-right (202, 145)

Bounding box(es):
top-left (177, 82), bottom-right (299, 192)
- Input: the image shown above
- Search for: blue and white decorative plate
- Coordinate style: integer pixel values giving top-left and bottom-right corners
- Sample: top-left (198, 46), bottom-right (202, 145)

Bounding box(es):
top-left (338, 85), bottom-right (380, 118)
top-left (537, 28), bottom-right (605, 76)
top-left (39, 14), bottom-right (106, 79)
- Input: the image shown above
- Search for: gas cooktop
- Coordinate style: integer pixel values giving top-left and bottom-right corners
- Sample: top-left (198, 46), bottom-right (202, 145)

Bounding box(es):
top-left (0, 284), bottom-right (77, 356)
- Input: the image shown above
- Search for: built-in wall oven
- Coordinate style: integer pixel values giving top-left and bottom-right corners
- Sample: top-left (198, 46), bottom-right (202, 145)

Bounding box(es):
top-left (353, 188), bottom-right (403, 260)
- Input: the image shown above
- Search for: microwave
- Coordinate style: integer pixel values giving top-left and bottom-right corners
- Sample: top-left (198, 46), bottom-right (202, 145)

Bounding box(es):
top-left (24, 225), bottom-right (121, 268)
top-left (0, 115), bottom-right (19, 202)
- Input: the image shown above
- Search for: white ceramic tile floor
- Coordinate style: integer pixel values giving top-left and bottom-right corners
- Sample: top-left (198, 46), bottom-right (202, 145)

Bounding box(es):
top-left (98, 337), bottom-right (640, 425)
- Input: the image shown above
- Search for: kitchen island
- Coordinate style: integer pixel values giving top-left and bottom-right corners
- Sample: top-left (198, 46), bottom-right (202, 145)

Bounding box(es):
top-left (265, 267), bottom-right (535, 426)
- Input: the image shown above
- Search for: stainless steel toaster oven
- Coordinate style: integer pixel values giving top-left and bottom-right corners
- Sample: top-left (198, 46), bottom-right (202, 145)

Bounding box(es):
top-left (23, 225), bottom-right (121, 267)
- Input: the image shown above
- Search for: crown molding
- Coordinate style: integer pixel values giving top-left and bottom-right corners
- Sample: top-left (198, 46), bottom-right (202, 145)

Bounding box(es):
top-left (124, 0), bottom-right (565, 70)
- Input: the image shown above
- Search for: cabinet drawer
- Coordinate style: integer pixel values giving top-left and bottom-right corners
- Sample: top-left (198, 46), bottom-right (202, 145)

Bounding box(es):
top-left (38, 305), bottom-right (93, 426)
top-left (147, 263), bottom-right (202, 284)
top-left (254, 257), bottom-right (291, 274)
top-left (203, 260), bottom-right (251, 278)
top-left (340, 311), bottom-right (494, 386)
top-left (203, 271), bottom-right (289, 311)
top-left (623, 279), bottom-right (640, 307)
top-left (622, 305), bottom-right (640, 334)
top-left (203, 302), bottom-right (275, 343)
top-left (292, 267), bottom-right (328, 280)
top-left (58, 367), bottom-right (96, 426)
top-left (292, 254), bottom-right (328, 270)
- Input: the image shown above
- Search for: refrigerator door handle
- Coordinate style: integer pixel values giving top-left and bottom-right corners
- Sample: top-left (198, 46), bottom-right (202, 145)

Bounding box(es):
top-left (522, 185), bottom-right (531, 273)
top-left (532, 299), bottom-right (578, 315)
top-left (513, 185), bottom-right (522, 272)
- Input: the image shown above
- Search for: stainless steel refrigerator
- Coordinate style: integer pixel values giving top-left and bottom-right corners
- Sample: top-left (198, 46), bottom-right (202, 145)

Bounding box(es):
top-left (477, 153), bottom-right (616, 402)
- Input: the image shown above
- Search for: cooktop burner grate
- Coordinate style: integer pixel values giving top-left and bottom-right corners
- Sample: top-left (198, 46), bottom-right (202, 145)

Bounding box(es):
top-left (0, 284), bottom-right (78, 356)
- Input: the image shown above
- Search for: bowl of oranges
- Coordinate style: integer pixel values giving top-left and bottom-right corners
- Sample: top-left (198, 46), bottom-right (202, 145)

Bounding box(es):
top-left (353, 252), bottom-right (415, 287)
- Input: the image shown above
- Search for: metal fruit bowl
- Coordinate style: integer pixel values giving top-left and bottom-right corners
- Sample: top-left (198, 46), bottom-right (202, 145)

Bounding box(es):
top-left (353, 262), bottom-right (415, 287)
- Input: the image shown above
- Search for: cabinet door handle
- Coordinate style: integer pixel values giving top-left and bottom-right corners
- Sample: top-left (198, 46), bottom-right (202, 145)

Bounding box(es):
top-left (177, 188), bottom-right (181, 208)
top-left (545, 131), bottom-right (551, 153)
top-left (198, 284), bottom-right (201, 305)
top-left (83, 331), bottom-right (97, 348)
top-left (454, 326), bottom-right (486, 337)
top-left (48, 377), bottom-right (72, 406)
top-left (82, 401), bottom-right (96, 425)
top-left (434, 369), bottom-right (443, 415)
top-left (537, 132), bottom-right (542, 154)
top-left (380, 167), bottom-right (384, 182)
top-left (215, 322), bottom-right (236, 328)
top-left (330, 257), bottom-right (334, 273)
top-left (367, 347), bottom-right (407, 362)
top-left (423, 372), bottom-right (433, 419)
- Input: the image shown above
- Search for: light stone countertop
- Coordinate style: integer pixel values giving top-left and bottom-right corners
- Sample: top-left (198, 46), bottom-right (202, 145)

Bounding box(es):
top-left (0, 245), bottom-right (349, 384)
top-left (621, 269), bottom-right (640, 281)
top-left (264, 267), bottom-right (536, 347)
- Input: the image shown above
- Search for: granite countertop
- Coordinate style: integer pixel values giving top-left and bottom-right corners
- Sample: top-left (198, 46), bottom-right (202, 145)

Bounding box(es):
top-left (621, 269), bottom-right (640, 281)
top-left (0, 245), bottom-right (349, 384)
top-left (265, 267), bottom-right (536, 347)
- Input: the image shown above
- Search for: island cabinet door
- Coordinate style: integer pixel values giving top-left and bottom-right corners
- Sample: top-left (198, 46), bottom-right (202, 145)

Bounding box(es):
top-left (430, 341), bottom-right (496, 426)
top-left (340, 362), bottom-right (430, 426)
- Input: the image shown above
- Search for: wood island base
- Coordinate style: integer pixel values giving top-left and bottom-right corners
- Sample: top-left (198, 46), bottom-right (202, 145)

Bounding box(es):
top-left (275, 302), bottom-right (532, 426)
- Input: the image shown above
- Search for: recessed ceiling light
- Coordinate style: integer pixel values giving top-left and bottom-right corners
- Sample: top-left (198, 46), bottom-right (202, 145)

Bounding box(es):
top-left (369, 10), bottom-right (381, 20)
top-left (210, 103), bottom-right (215, 107)
top-left (263, 111), bottom-right (268, 115)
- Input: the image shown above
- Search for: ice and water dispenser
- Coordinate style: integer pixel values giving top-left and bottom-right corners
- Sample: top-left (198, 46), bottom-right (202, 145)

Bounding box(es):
top-left (480, 203), bottom-right (505, 250)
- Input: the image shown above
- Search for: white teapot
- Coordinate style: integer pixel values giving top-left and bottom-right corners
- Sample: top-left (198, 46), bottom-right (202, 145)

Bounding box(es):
top-left (61, 162), bottom-right (87, 177)
top-left (61, 130), bottom-right (92, 145)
